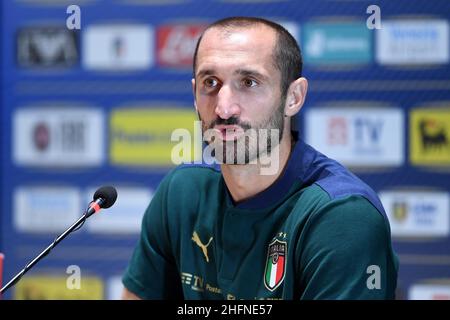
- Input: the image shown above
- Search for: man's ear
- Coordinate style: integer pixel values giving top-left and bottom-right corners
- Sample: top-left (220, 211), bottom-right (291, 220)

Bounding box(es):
top-left (284, 77), bottom-right (308, 117)
top-left (192, 78), bottom-right (198, 111)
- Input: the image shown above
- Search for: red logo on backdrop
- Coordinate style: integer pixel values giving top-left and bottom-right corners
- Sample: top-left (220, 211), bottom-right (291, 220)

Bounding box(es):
top-left (33, 123), bottom-right (50, 151)
top-left (432, 293), bottom-right (450, 300)
top-left (327, 117), bottom-right (348, 145)
top-left (157, 24), bottom-right (207, 67)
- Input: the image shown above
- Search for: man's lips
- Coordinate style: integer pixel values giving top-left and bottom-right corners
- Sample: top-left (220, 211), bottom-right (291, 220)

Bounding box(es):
top-left (212, 125), bottom-right (245, 141)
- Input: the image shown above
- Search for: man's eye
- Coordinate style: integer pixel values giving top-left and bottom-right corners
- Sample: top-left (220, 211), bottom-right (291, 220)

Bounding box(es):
top-left (204, 78), bottom-right (218, 88)
top-left (242, 78), bottom-right (258, 88)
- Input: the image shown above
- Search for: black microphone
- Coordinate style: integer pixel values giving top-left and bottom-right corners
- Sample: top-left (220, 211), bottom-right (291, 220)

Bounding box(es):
top-left (0, 186), bottom-right (118, 296)
top-left (86, 186), bottom-right (118, 217)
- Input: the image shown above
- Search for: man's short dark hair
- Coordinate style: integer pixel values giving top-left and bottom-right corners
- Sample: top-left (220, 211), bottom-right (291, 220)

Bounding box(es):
top-left (193, 16), bottom-right (303, 98)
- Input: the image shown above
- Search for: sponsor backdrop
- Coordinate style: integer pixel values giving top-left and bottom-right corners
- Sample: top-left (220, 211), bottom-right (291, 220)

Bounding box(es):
top-left (1, 0), bottom-right (449, 300)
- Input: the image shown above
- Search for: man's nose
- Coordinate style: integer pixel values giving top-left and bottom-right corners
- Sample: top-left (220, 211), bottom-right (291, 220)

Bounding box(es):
top-left (215, 85), bottom-right (241, 120)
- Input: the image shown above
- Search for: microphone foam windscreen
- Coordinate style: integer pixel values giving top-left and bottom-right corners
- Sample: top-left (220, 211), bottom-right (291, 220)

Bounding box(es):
top-left (93, 186), bottom-right (118, 209)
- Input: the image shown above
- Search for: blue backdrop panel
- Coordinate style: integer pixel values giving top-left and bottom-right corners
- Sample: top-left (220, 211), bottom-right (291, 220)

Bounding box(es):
top-left (1, 0), bottom-right (450, 300)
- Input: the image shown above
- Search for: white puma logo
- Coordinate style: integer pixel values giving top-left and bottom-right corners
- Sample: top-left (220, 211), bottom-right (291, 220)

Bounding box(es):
top-left (192, 231), bottom-right (213, 263)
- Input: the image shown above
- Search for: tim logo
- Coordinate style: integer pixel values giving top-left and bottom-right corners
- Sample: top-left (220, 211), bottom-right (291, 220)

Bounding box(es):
top-left (17, 27), bottom-right (78, 67)
top-left (419, 119), bottom-right (449, 152)
top-left (327, 117), bottom-right (348, 145)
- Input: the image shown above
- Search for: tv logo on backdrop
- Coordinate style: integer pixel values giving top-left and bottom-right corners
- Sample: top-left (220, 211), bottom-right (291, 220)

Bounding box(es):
top-left (326, 116), bottom-right (384, 150)
top-left (306, 107), bottom-right (404, 167)
top-left (17, 27), bottom-right (78, 68)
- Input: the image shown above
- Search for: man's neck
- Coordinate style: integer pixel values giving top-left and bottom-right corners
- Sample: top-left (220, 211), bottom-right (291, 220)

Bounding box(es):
top-left (221, 133), bottom-right (294, 203)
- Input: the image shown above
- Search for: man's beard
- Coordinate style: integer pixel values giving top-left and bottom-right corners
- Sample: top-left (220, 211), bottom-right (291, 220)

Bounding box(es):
top-left (198, 99), bottom-right (285, 165)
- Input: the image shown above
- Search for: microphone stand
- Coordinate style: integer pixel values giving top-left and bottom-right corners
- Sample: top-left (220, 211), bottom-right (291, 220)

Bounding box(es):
top-left (0, 198), bottom-right (104, 295)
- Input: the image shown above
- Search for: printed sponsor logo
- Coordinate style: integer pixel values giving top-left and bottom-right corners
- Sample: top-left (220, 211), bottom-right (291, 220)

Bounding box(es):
top-left (409, 284), bottom-right (450, 300)
top-left (410, 107), bottom-right (450, 166)
top-left (14, 186), bottom-right (81, 233)
top-left (156, 23), bottom-right (206, 67)
top-left (17, 26), bottom-right (78, 68)
top-left (306, 107), bottom-right (404, 167)
top-left (379, 191), bottom-right (450, 237)
top-left (85, 186), bottom-right (153, 234)
top-left (377, 20), bottom-right (449, 65)
top-left (13, 107), bottom-right (104, 167)
top-left (110, 107), bottom-right (198, 166)
top-left (83, 24), bottom-right (153, 70)
top-left (14, 276), bottom-right (103, 300)
top-left (303, 22), bottom-right (371, 65)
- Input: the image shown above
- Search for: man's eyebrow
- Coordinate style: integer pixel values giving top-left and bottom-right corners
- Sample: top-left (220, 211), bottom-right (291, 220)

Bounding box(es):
top-left (196, 68), bottom-right (269, 80)
top-left (234, 69), bottom-right (268, 80)
top-left (196, 69), bottom-right (215, 78)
